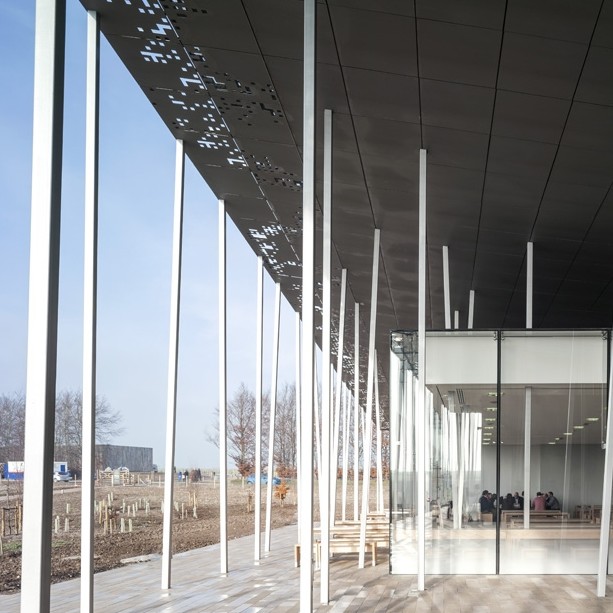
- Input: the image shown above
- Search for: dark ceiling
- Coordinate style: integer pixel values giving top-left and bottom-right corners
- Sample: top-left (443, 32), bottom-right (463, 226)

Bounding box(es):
top-left (81, 0), bottom-right (613, 392)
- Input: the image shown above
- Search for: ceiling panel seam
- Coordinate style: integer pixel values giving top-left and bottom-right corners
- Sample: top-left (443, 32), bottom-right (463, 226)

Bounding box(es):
top-left (506, 1), bottom-right (606, 327)
top-left (466, 1), bottom-right (509, 310)
top-left (325, 0), bottom-right (398, 330)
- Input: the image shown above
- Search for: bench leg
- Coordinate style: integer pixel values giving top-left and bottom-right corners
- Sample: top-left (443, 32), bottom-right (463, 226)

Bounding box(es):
top-left (371, 543), bottom-right (377, 567)
top-left (294, 544), bottom-right (300, 568)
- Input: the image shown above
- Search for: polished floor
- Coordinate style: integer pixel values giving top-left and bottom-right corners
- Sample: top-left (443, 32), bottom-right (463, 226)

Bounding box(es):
top-left (1, 523), bottom-right (612, 611)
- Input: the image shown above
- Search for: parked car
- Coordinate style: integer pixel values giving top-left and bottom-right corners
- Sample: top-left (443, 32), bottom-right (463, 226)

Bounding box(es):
top-left (53, 471), bottom-right (71, 482)
top-left (246, 474), bottom-right (281, 485)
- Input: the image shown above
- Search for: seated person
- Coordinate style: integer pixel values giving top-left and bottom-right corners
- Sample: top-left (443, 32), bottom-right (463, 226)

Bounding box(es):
top-left (501, 493), bottom-right (515, 511)
top-left (479, 490), bottom-right (493, 515)
top-left (545, 491), bottom-right (560, 510)
top-left (512, 492), bottom-right (523, 509)
top-left (532, 491), bottom-right (546, 511)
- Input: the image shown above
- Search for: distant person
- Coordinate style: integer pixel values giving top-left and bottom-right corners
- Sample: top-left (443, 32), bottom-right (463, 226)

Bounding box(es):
top-left (502, 493), bottom-right (515, 510)
top-left (546, 491), bottom-right (560, 510)
top-left (178, 470), bottom-right (182, 482)
top-left (512, 492), bottom-right (523, 509)
top-left (479, 490), bottom-right (493, 520)
top-left (532, 491), bottom-right (546, 511)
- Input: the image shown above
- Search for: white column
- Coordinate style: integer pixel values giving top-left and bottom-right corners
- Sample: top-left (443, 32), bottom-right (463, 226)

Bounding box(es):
top-left (468, 290), bottom-right (475, 329)
top-left (161, 139), bottom-right (186, 590)
top-left (374, 353), bottom-right (384, 513)
top-left (265, 282), bottom-right (281, 552)
top-left (454, 310), bottom-right (459, 330)
top-left (524, 242), bottom-right (533, 530)
top-left (353, 302), bottom-right (360, 521)
top-left (319, 108), bottom-right (333, 602)
top-left (526, 242), bottom-right (533, 328)
top-left (295, 313), bottom-right (302, 538)
top-left (218, 199), bottom-right (228, 574)
top-left (21, 1), bottom-right (65, 609)
top-left (331, 269), bottom-right (347, 524)
top-left (254, 255), bottom-right (264, 562)
top-left (442, 246), bottom-right (451, 329)
top-left (358, 228), bottom-right (380, 568)
top-left (597, 338), bottom-right (613, 597)
top-left (341, 384), bottom-right (350, 521)
top-left (300, 0), bottom-right (316, 608)
top-left (80, 10), bottom-right (99, 612)
top-left (417, 148), bottom-right (427, 591)
top-left (524, 387), bottom-right (531, 529)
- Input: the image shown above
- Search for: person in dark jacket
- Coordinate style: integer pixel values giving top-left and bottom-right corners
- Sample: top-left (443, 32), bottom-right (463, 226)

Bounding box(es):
top-left (545, 491), bottom-right (560, 510)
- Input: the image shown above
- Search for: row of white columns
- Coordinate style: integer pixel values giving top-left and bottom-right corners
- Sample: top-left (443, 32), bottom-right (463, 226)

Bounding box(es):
top-left (22, 2), bottom-right (613, 612)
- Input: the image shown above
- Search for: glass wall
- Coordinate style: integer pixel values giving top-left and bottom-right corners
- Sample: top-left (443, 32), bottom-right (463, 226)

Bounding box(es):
top-left (390, 329), bottom-right (612, 576)
top-left (499, 331), bottom-right (608, 574)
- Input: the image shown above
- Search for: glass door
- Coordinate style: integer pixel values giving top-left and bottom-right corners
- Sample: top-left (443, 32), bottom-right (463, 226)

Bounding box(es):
top-left (499, 331), bottom-right (608, 574)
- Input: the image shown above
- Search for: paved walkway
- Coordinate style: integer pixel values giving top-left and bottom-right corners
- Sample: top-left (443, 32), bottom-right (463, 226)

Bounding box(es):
top-left (1, 524), bottom-right (612, 611)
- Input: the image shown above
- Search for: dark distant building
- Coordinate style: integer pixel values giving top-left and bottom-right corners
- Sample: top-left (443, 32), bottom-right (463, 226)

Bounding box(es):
top-left (96, 445), bottom-right (153, 473)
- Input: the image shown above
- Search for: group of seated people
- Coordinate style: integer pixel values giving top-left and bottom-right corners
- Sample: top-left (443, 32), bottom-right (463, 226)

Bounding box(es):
top-left (479, 489), bottom-right (561, 519)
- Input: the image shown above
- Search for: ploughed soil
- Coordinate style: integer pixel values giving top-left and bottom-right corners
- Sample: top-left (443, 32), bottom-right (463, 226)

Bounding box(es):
top-left (0, 477), bottom-right (298, 593)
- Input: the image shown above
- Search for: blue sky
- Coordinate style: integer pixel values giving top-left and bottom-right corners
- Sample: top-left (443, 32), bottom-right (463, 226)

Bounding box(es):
top-left (0, 1), bottom-right (298, 469)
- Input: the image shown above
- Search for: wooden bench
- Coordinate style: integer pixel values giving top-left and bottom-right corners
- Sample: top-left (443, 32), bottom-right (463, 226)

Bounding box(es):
top-left (501, 510), bottom-right (569, 527)
top-left (294, 518), bottom-right (389, 568)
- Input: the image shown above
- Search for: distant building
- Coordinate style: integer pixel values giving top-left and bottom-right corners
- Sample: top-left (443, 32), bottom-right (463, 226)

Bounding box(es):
top-left (96, 445), bottom-right (153, 473)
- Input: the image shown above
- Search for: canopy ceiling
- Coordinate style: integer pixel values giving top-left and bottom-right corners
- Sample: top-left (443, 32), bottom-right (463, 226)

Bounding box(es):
top-left (81, 0), bottom-right (613, 392)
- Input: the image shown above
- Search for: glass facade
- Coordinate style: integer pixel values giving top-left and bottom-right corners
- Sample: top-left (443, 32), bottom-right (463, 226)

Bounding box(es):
top-left (390, 330), bottom-right (613, 576)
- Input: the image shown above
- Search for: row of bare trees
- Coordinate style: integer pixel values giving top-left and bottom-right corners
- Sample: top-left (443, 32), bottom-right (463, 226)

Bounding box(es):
top-left (0, 391), bottom-right (123, 475)
top-left (210, 382), bottom-right (390, 480)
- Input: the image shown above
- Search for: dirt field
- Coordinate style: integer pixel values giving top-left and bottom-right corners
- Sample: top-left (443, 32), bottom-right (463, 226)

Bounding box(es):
top-left (0, 477), bottom-right (299, 593)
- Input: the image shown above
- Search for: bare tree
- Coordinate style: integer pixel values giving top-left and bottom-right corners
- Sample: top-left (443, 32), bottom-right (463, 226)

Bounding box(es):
top-left (208, 383), bottom-right (271, 477)
top-left (54, 390), bottom-right (124, 474)
top-left (274, 383), bottom-right (297, 477)
top-left (0, 392), bottom-right (26, 460)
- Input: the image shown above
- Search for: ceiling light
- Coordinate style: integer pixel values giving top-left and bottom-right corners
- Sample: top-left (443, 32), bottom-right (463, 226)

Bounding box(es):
top-left (485, 417), bottom-right (496, 422)
top-left (586, 417), bottom-right (599, 422)
top-left (573, 425), bottom-right (584, 430)
top-left (484, 426), bottom-right (494, 430)
top-left (486, 407), bottom-right (497, 412)
top-left (548, 442), bottom-right (556, 445)
top-left (555, 437), bottom-right (561, 441)
top-left (563, 432), bottom-right (573, 436)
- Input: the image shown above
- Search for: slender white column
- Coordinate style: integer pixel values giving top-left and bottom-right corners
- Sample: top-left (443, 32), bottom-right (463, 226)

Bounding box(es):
top-left (314, 357), bottom-right (323, 506)
top-left (218, 199), bottom-right (228, 574)
top-left (417, 149), bottom-right (427, 591)
top-left (353, 302), bottom-right (360, 521)
top-left (374, 353), bottom-right (384, 513)
top-left (331, 269), bottom-right (347, 524)
top-left (319, 108), bottom-right (333, 602)
top-left (341, 384), bottom-right (349, 521)
top-left (524, 387), bottom-right (531, 529)
top-left (295, 313), bottom-right (302, 537)
top-left (526, 242), bottom-right (533, 328)
top-left (254, 255), bottom-right (264, 562)
top-left (524, 242), bottom-right (533, 530)
top-left (265, 283), bottom-right (282, 552)
top-left (80, 10), bottom-right (99, 612)
top-left (468, 290), bottom-right (475, 329)
top-left (21, 1), bottom-right (65, 609)
top-left (161, 139), bottom-right (186, 589)
top-left (442, 246), bottom-right (451, 329)
top-left (300, 0), bottom-right (316, 607)
top-left (597, 339), bottom-right (613, 596)
top-left (454, 310), bottom-right (459, 330)
top-left (358, 228), bottom-right (380, 568)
